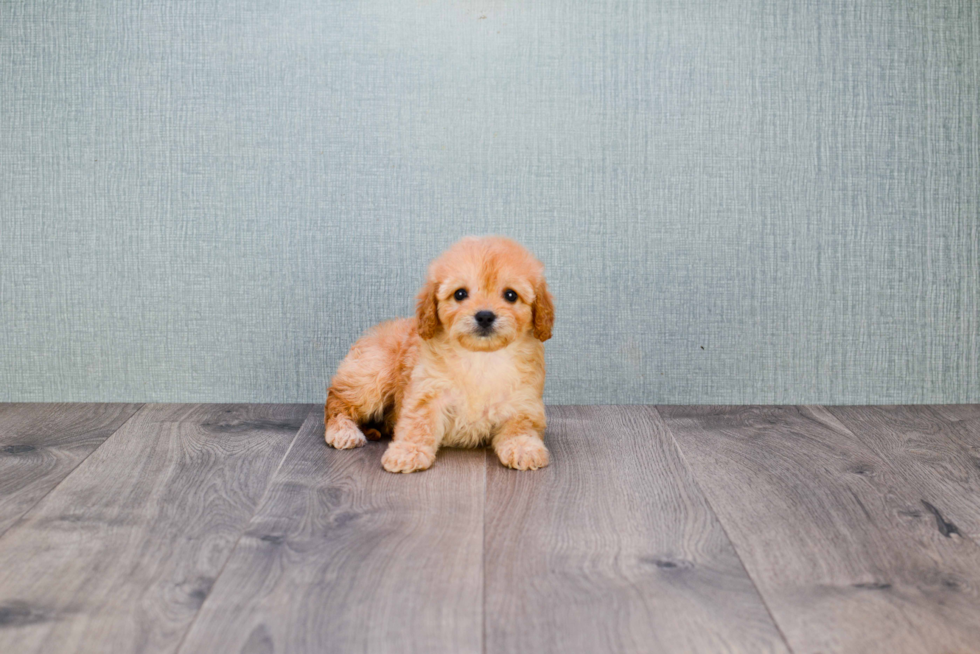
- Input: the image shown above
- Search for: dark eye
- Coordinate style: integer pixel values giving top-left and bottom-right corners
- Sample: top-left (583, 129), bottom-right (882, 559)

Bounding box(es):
top-left (454, 288), bottom-right (468, 301)
top-left (503, 289), bottom-right (518, 303)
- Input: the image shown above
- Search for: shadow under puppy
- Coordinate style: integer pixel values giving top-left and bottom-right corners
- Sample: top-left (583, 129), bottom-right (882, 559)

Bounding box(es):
top-left (325, 236), bottom-right (554, 473)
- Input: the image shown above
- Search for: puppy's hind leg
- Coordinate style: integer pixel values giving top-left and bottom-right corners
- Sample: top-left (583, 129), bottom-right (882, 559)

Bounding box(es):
top-left (325, 322), bottom-right (405, 449)
top-left (325, 389), bottom-right (369, 450)
top-left (324, 358), bottom-right (384, 450)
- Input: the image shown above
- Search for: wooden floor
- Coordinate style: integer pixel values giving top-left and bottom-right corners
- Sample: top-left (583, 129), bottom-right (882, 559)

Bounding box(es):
top-left (1, 405), bottom-right (979, 653)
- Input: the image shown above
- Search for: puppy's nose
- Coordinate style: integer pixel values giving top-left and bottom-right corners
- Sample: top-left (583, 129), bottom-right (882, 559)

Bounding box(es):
top-left (474, 311), bottom-right (496, 328)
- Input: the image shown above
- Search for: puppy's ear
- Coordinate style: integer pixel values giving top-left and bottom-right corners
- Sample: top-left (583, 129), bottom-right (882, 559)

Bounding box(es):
top-left (532, 278), bottom-right (554, 342)
top-left (415, 279), bottom-right (441, 339)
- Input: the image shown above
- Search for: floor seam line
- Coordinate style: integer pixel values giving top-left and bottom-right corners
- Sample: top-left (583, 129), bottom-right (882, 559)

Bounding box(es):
top-left (0, 402), bottom-right (146, 543)
top-left (820, 404), bottom-right (980, 551)
top-left (172, 403), bottom-right (316, 654)
top-left (652, 404), bottom-right (799, 654)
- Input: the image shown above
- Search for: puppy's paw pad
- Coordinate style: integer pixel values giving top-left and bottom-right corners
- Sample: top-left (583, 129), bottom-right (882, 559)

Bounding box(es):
top-left (382, 442), bottom-right (435, 473)
top-left (496, 436), bottom-right (549, 471)
top-left (325, 419), bottom-right (367, 450)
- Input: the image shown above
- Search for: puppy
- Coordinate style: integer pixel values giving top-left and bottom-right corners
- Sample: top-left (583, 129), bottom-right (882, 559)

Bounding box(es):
top-left (325, 236), bottom-right (554, 473)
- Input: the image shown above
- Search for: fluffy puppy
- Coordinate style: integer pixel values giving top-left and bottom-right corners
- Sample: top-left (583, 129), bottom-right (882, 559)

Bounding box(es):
top-left (325, 236), bottom-right (554, 473)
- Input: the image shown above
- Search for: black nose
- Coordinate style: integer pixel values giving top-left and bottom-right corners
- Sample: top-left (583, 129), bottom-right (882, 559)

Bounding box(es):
top-left (474, 311), bottom-right (496, 328)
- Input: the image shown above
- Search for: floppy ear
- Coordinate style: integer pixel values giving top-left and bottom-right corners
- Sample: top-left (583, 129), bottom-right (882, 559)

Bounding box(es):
top-left (532, 278), bottom-right (554, 342)
top-left (415, 279), bottom-right (441, 339)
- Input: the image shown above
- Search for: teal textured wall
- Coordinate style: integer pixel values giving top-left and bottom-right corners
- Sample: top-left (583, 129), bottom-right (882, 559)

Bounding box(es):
top-left (1, 0), bottom-right (978, 403)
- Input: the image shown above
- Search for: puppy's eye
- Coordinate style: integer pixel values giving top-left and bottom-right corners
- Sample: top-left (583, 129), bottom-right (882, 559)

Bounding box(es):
top-left (503, 289), bottom-right (518, 303)
top-left (453, 288), bottom-right (468, 302)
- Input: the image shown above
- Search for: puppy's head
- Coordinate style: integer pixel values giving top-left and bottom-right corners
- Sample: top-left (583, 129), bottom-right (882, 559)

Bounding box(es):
top-left (416, 236), bottom-right (554, 351)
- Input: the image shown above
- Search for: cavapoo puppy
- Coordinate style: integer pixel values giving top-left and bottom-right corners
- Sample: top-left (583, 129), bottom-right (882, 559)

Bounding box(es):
top-left (325, 236), bottom-right (554, 473)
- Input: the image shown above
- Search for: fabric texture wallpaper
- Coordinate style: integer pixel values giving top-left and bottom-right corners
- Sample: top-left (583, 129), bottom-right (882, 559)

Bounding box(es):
top-left (1, 0), bottom-right (978, 404)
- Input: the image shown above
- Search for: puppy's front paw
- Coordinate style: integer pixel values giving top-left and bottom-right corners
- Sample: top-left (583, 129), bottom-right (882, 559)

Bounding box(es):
top-left (382, 441), bottom-right (436, 473)
top-left (325, 417), bottom-right (367, 450)
top-left (496, 435), bottom-right (549, 471)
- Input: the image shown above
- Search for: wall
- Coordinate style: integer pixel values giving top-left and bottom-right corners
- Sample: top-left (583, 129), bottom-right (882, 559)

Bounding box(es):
top-left (2, 0), bottom-right (978, 404)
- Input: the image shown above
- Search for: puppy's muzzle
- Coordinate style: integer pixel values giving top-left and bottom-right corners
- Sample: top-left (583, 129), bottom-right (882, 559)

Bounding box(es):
top-left (474, 310), bottom-right (496, 336)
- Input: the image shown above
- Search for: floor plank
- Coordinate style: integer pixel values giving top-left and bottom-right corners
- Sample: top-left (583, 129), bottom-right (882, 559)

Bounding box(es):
top-left (929, 405), bottom-right (980, 462)
top-left (827, 405), bottom-right (980, 540)
top-left (484, 405), bottom-right (790, 654)
top-left (929, 404), bottom-right (980, 425)
top-left (0, 403), bottom-right (142, 536)
top-left (176, 411), bottom-right (485, 654)
top-left (0, 403), bottom-right (310, 654)
top-left (659, 405), bottom-right (980, 654)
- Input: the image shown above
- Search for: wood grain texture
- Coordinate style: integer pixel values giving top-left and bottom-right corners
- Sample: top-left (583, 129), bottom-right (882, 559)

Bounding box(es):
top-left (659, 405), bottom-right (980, 654)
top-left (176, 411), bottom-right (485, 654)
top-left (0, 403), bottom-right (310, 654)
top-left (0, 403), bottom-right (142, 536)
top-left (484, 405), bottom-right (790, 654)
top-left (929, 405), bottom-right (980, 461)
top-left (827, 405), bottom-right (980, 540)
top-left (929, 404), bottom-right (980, 424)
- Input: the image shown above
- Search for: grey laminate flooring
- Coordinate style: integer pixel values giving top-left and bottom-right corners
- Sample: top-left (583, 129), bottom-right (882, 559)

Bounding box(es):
top-left (0, 403), bottom-right (978, 654)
